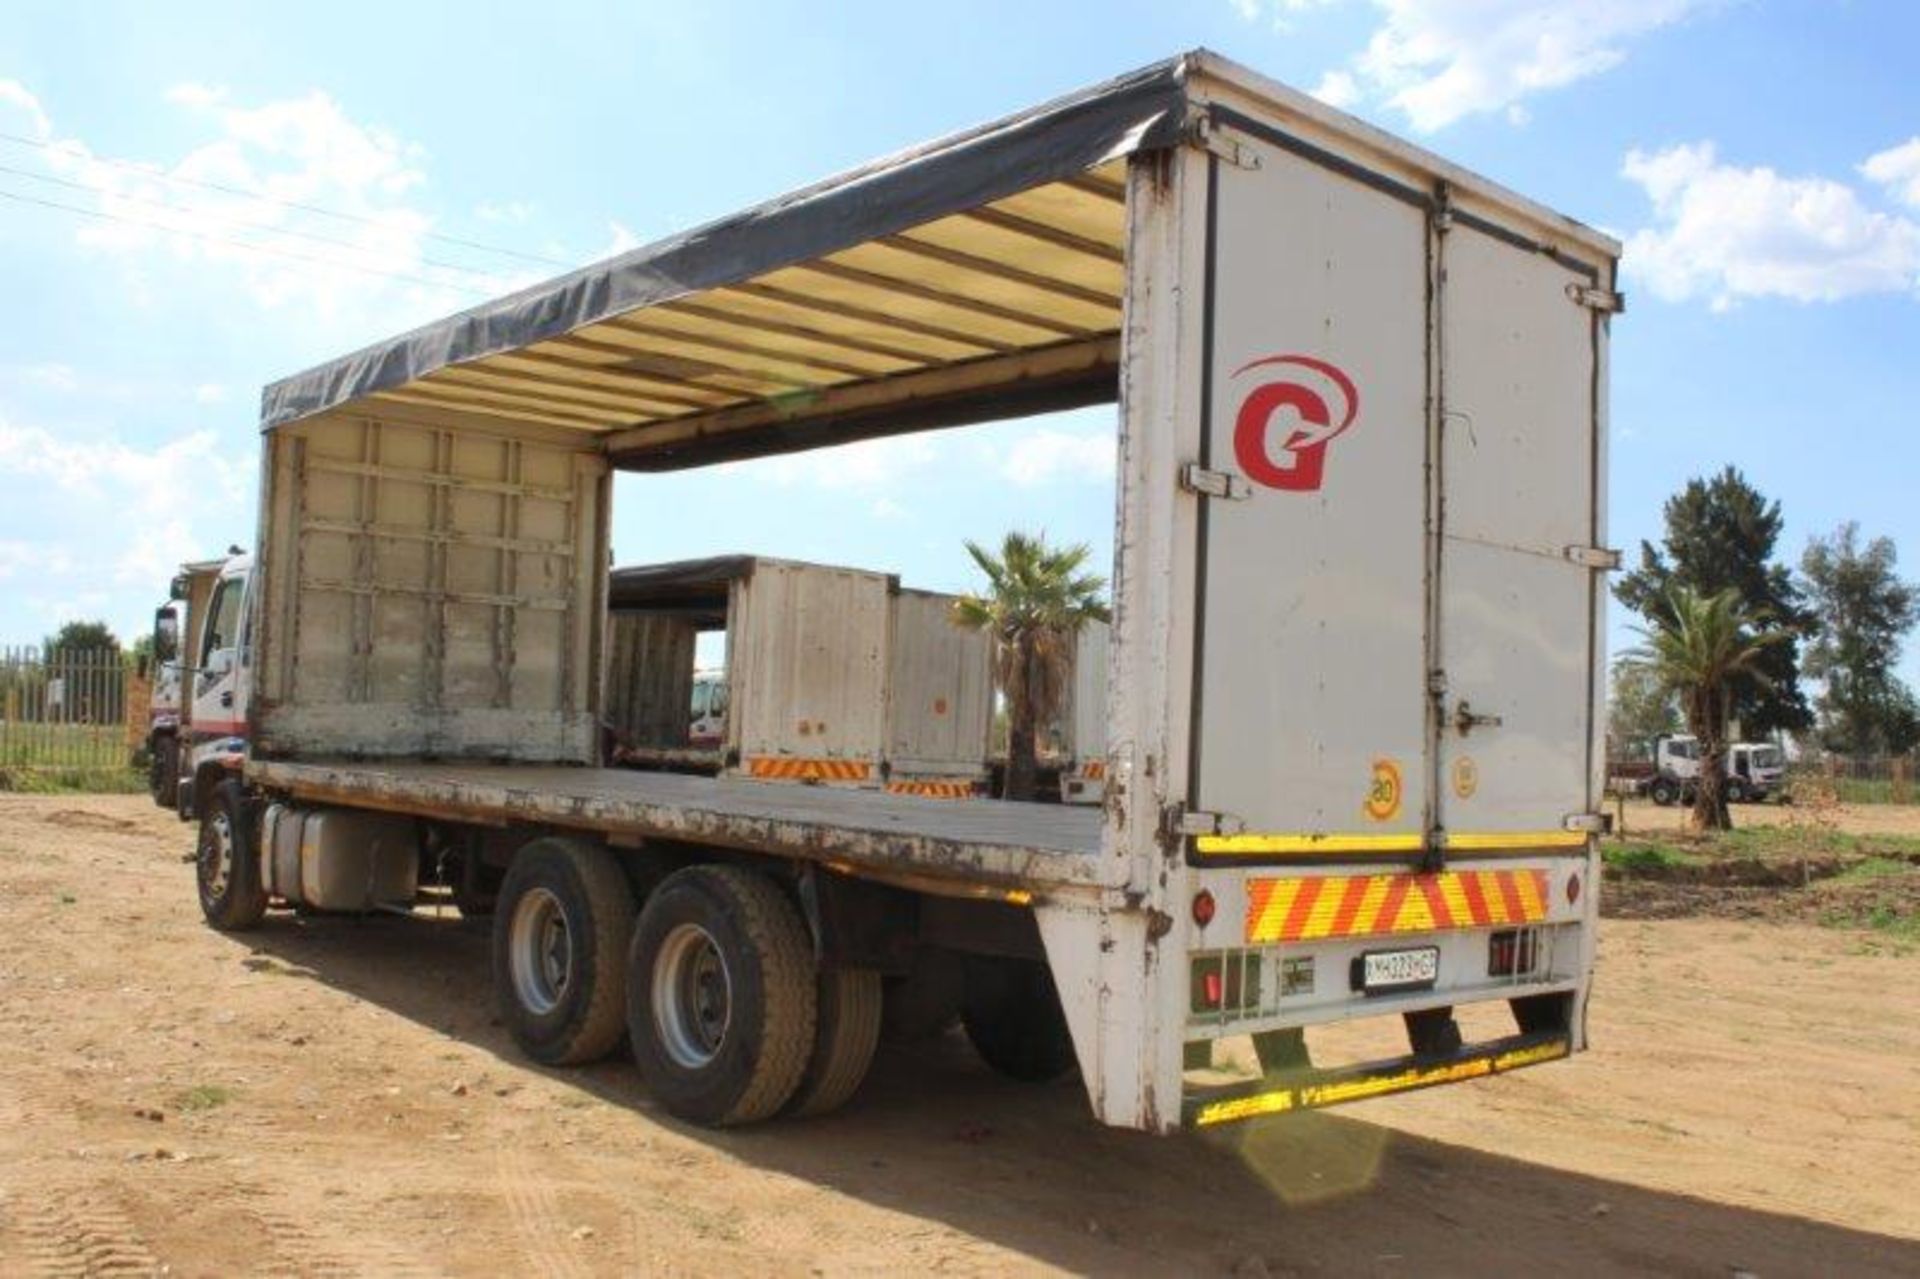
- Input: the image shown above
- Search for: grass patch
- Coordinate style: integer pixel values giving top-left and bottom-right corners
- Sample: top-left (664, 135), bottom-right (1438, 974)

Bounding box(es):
top-left (1603, 843), bottom-right (1694, 872)
top-left (1837, 856), bottom-right (1916, 882)
top-left (0, 765), bottom-right (146, 794)
top-left (172, 1084), bottom-right (235, 1113)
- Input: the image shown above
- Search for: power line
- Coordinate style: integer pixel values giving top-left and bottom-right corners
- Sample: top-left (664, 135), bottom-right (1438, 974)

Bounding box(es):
top-left (0, 128), bottom-right (571, 268)
top-left (0, 160), bottom-right (508, 284)
top-left (0, 186), bottom-right (494, 297)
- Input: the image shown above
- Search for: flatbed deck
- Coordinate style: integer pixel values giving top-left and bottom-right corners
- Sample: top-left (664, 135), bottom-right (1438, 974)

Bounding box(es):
top-left (247, 760), bottom-right (1106, 892)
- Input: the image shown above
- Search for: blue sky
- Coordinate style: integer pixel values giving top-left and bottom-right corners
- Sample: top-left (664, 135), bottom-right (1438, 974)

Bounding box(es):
top-left (2, 0), bottom-right (1917, 692)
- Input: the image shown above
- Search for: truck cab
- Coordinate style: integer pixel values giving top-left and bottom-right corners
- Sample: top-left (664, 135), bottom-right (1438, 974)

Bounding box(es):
top-left (1645, 733), bottom-right (1785, 805)
top-left (175, 553), bottom-right (253, 820)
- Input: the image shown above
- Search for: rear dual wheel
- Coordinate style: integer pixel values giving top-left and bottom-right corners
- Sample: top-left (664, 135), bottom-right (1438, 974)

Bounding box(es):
top-left (492, 838), bottom-right (636, 1066)
top-left (627, 865), bottom-right (881, 1126)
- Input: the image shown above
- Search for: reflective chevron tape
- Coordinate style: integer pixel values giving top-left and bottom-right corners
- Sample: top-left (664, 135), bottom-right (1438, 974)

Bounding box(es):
top-left (1080, 759), bottom-right (1106, 780)
top-left (885, 778), bottom-right (980, 799)
top-left (1244, 868), bottom-right (1550, 944)
top-left (745, 756), bottom-right (874, 782)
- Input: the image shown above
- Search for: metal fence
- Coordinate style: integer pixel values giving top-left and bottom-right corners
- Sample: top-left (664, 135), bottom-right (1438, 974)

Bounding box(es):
top-left (1789, 753), bottom-right (1920, 806)
top-left (0, 645), bottom-right (141, 782)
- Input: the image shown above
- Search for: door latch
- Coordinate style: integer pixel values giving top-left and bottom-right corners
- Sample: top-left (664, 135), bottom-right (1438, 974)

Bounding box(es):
top-left (1453, 701), bottom-right (1503, 735)
top-left (1180, 463), bottom-right (1251, 501)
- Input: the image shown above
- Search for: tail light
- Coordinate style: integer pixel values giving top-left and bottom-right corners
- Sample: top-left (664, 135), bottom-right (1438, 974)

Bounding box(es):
top-left (1192, 889), bottom-right (1217, 928)
top-left (1489, 929), bottom-right (1539, 977)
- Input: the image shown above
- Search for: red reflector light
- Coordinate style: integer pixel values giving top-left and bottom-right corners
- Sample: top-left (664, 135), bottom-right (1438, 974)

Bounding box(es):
top-left (1203, 970), bottom-right (1223, 1007)
top-left (1567, 872), bottom-right (1582, 905)
top-left (1192, 890), bottom-right (1217, 928)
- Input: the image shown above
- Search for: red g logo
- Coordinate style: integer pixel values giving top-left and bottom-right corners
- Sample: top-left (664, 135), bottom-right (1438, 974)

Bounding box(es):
top-left (1230, 354), bottom-right (1360, 492)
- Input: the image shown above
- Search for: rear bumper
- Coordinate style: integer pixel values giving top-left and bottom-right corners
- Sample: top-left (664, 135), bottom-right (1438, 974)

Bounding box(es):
top-left (1184, 1030), bottom-right (1570, 1126)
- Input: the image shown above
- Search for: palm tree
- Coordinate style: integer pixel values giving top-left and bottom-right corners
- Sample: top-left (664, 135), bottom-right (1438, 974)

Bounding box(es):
top-left (952, 532), bottom-right (1111, 802)
top-left (1628, 586), bottom-right (1786, 831)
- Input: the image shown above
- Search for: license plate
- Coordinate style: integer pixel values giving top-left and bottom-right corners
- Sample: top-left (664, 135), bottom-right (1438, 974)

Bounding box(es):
top-left (1356, 946), bottom-right (1440, 994)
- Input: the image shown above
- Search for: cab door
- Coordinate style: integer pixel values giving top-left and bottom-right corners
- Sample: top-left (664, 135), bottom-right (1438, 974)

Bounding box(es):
top-left (191, 573), bottom-right (247, 740)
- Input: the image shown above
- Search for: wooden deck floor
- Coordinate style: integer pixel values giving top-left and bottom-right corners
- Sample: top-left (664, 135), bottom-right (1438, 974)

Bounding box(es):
top-left (249, 759), bottom-right (1106, 890)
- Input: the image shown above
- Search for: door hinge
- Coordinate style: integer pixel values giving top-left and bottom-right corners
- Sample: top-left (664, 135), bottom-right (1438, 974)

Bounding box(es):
top-left (1185, 110), bottom-right (1261, 169)
top-left (1161, 805), bottom-right (1243, 843)
top-left (1181, 463), bottom-right (1251, 501)
top-left (1563, 812), bottom-right (1610, 835)
top-left (1563, 544), bottom-right (1622, 571)
top-left (1566, 283), bottom-right (1625, 314)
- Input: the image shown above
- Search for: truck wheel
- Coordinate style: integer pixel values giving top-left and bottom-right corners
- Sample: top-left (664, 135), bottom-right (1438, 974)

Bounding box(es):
top-left (492, 838), bottom-right (635, 1066)
top-left (627, 866), bottom-right (817, 1126)
top-left (880, 949), bottom-right (964, 1044)
top-left (786, 967), bottom-right (883, 1118)
top-left (1726, 777), bottom-right (1749, 804)
top-left (197, 777), bottom-right (267, 932)
top-left (148, 737), bottom-right (179, 810)
top-left (1648, 777), bottom-right (1679, 807)
top-left (960, 956), bottom-right (1075, 1083)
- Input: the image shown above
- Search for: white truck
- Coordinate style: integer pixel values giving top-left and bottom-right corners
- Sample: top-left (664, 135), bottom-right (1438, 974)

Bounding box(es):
top-left (1635, 734), bottom-right (1786, 806)
top-left (144, 555), bottom-right (239, 809)
top-left (604, 555), bottom-right (993, 796)
top-left (184, 50), bottom-right (1617, 1133)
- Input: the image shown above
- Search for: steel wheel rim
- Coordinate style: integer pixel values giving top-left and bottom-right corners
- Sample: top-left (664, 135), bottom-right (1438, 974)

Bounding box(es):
top-left (653, 923), bottom-right (732, 1070)
top-left (199, 811), bottom-right (233, 901)
top-left (508, 887), bottom-right (573, 1016)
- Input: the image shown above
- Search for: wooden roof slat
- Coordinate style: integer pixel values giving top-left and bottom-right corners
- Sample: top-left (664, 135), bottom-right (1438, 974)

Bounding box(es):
top-left (491, 348), bottom-right (805, 400)
top-left (658, 298), bottom-right (949, 367)
top-left (435, 364), bottom-right (727, 417)
top-left (875, 233), bottom-right (1124, 310)
top-left (721, 281), bottom-right (1013, 356)
top-left (370, 389), bottom-right (618, 432)
top-left (795, 258), bottom-right (1094, 339)
top-left (959, 206), bottom-right (1124, 265)
top-left (402, 376), bottom-right (634, 428)
top-left (576, 319), bottom-right (879, 381)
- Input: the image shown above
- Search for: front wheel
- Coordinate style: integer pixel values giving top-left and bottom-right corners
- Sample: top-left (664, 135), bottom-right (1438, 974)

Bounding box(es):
top-left (1648, 777), bottom-right (1679, 807)
top-left (148, 736), bottom-right (179, 810)
top-left (1726, 778), bottom-right (1750, 804)
top-left (628, 865), bottom-right (817, 1126)
top-left (197, 777), bottom-right (266, 931)
top-left (491, 838), bottom-right (635, 1066)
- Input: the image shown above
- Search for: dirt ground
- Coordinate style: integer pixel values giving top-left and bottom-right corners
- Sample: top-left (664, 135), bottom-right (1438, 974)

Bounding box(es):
top-left (0, 795), bottom-right (1915, 1277)
top-left (1614, 795), bottom-right (1920, 838)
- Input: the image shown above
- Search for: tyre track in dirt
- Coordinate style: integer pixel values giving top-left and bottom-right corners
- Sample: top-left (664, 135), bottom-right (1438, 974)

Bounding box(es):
top-left (4, 1184), bottom-right (162, 1278)
top-left (494, 1145), bottom-right (592, 1279)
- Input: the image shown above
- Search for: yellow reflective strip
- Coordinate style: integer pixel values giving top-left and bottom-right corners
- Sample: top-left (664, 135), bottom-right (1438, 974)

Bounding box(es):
top-left (1446, 830), bottom-right (1588, 851)
top-left (1194, 1089), bottom-right (1298, 1125)
top-left (1198, 829), bottom-right (1585, 857)
top-left (1196, 832), bottom-right (1424, 855)
top-left (1438, 874), bottom-right (1474, 922)
top-left (1349, 874), bottom-right (1395, 935)
top-left (1394, 887), bottom-right (1434, 933)
top-left (1513, 871), bottom-right (1547, 920)
top-left (1297, 880), bottom-right (1352, 940)
top-left (1247, 880), bottom-right (1301, 944)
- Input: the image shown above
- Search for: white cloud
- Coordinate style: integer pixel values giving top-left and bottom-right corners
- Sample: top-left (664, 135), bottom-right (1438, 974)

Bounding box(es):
top-left (11, 363), bottom-right (79, 392)
top-left (164, 82), bottom-right (227, 109)
top-left (747, 433), bottom-right (942, 490)
top-left (998, 429), bottom-right (1115, 487)
top-left (1621, 141), bottom-right (1920, 309)
top-left (193, 382), bottom-right (226, 404)
top-left (0, 417), bottom-right (253, 584)
top-left (1862, 138), bottom-right (1920, 212)
top-left (604, 220), bottom-right (643, 257)
top-left (0, 78), bottom-right (51, 138)
top-left (1310, 70), bottom-right (1361, 110)
top-left (871, 496), bottom-right (906, 520)
top-left (9, 77), bottom-right (502, 322)
top-left (476, 199), bottom-right (534, 225)
top-left (1239, 1), bottom-right (1712, 132)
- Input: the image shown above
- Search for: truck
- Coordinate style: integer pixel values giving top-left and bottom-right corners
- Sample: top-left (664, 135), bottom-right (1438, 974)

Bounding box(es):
top-left (143, 555), bottom-right (236, 809)
top-left (1613, 734), bottom-right (1786, 805)
top-left (183, 49), bottom-right (1618, 1133)
top-left (603, 554), bottom-right (993, 795)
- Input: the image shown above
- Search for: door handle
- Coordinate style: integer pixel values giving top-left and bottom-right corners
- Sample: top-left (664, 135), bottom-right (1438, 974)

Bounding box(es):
top-left (220, 690), bottom-right (234, 708)
top-left (1453, 700), bottom-right (1502, 735)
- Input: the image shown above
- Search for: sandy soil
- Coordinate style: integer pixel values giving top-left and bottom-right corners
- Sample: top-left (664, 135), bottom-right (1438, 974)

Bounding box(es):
top-left (0, 794), bottom-right (1915, 1277)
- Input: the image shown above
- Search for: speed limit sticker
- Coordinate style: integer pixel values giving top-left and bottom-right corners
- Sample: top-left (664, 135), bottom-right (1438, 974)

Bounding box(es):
top-left (1364, 758), bottom-right (1404, 822)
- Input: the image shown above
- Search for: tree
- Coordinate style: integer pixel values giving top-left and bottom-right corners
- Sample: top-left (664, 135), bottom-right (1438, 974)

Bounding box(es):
top-left (1615, 467), bottom-right (1811, 738)
top-left (1627, 587), bottom-right (1787, 832)
top-left (1607, 657), bottom-right (1679, 754)
top-left (39, 620), bottom-right (124, 725)
top-left (44, 620), bottom-right (120, 656)
top-left (1800, 523), bottom-right (1920, 756)
top-left (952, 532), bottom-right (1110, 802)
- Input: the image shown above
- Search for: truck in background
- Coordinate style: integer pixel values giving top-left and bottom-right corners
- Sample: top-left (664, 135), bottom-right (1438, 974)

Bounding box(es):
top-left (180, 50), bottom-right (1616, 1135)
top-left (605, 555), bottom-right (994, 797)
top-left (1609, 734), bottom-right (1786, 805)
top-left (144, 555), bottom-right (233, 810)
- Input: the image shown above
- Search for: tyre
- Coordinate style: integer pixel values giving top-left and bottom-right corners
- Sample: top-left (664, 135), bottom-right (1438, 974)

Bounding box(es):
top-left (196, 777), bottom-right (267, 932)
top-left (1726, 777), bottom-right (1750, 804)
top-left (880, 949), bottom-right (964, 1044)
top-left (1648, 777), bottom-right (1679, 807)
top-left (492, 837), bottom-right (635, 1066)
top-left (786, 967), bottom-right (883, 1118)
top-left (627, 865), bottom-right (817, 1126)
top-left (960, 956), bottom-right (1076, 1083)
top-left (148, 736), bottom-right (179, 810)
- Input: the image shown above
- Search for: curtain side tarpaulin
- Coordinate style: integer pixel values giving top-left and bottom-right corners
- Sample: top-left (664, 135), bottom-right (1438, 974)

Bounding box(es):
top-left (260, 55), bottom-right (1194, 430)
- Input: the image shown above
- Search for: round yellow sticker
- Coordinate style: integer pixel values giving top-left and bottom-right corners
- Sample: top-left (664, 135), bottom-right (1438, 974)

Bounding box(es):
top-left (1365, 757), bottom-right (1404, 822)
top-left (1452, 755), bottom-right (1479, 799)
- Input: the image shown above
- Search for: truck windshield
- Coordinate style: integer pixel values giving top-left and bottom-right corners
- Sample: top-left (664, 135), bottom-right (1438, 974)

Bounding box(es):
top-left (1751, 747), bottom-right (1783, 768)
top-left (202, 579), bottom-right (242, 664)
